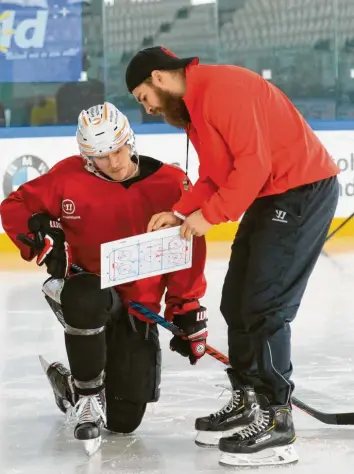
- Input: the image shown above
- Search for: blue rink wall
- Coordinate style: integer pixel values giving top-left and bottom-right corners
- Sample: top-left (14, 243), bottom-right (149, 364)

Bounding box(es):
top-left (0, 120), bottom-right (354, 251)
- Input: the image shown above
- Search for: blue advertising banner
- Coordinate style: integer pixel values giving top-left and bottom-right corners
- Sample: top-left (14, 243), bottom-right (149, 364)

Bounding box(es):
top-left (0, 0), bottom-right (83, 83)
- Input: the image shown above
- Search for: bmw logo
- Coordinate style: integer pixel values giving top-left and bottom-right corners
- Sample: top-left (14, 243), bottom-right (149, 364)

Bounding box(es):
top-left (3, 155), bottom-right (49, 198)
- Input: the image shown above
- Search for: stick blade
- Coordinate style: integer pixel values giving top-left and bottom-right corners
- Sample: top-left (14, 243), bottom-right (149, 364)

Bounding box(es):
top-left (292, 396), bottom-right (354, 425)
top-left (335, 413), bottom-right (354, 425)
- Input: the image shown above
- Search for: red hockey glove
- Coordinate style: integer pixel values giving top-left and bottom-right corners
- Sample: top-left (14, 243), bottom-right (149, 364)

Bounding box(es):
top-left (170, 301), bottom-right (208, 365)
top-left (27, 214), bottom-right (72, 279)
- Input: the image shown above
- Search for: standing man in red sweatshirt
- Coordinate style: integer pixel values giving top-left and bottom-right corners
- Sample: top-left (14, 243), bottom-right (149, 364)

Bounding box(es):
top-left (125, 46), bottom-right (340, 467)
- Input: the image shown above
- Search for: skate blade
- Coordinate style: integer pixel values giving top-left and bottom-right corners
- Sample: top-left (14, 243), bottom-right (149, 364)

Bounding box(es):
top-left (83, 436), bottom-right (102, 457)
top-left (219, 444), bottom-right (299, 467)
top-left (195, 425), bottom-right (246, 448)
top-left (39, 355), bottom-right (50, 373)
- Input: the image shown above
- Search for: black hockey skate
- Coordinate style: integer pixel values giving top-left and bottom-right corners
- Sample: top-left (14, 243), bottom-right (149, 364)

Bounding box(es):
top-left (219, 404), bottom-right (299, 467)
top-left (74, 389), bottom-right (107, 456)
top-left (195, 369), bottom-right (260, 447)
top-left (39, 355), bottom-right (77, 415)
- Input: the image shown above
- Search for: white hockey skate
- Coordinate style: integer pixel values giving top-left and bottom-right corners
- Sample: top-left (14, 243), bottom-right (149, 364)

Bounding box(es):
top-left (73, 390), bottom-right (107, 456)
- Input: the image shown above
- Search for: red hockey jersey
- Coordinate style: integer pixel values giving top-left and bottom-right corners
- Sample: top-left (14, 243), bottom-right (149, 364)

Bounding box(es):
top-left (0, 155), bottom-right (207, 319)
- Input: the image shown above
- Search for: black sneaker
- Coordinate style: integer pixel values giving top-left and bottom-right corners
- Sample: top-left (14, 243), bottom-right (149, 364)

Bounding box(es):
top-left (195, 370), bottom-right (259, 447)
top-left (219, 404), bottom-right (298, 467)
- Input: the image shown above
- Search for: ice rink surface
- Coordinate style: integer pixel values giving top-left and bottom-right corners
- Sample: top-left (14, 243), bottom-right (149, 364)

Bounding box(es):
top-left (1, 246), bottom-right (354, 473)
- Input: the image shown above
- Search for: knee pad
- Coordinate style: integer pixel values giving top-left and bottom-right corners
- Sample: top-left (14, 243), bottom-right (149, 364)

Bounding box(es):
top-left (105, 398), bottom-right (147, 434)
top-left (61, 273), bottom-right (121, 330)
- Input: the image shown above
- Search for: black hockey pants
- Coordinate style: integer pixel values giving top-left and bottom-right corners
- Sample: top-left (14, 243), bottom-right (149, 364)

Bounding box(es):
top-left (220, 176), bottom-right (339, 405)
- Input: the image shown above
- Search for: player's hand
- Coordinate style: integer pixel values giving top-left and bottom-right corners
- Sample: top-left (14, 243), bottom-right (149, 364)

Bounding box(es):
top-left (27, 213), bottom-right (72, 279)
top-left (170, 301), bottom-right (208, 365)
top-left (147, 211), bottom-right (181, 232)
top-left (180, 209), bottom-right (213, 240)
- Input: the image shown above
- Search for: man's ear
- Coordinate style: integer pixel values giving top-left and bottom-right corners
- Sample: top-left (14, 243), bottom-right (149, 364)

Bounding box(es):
top-left (151, 69), bottom-right (164, 86)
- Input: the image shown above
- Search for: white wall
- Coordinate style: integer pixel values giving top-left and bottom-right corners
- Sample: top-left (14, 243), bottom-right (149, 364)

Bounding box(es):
top-left (0, 130), bottom-right (353, 233)
top-left (315, 131), bottom-right (354, 217)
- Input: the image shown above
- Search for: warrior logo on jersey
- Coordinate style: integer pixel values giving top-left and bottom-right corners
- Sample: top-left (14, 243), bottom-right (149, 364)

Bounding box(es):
top-left (62, 199), bottom-right (76, 215)
top-left (2, 155), bottom-right (49, 199)
top-left (62, 198), bottom-right (81, 220)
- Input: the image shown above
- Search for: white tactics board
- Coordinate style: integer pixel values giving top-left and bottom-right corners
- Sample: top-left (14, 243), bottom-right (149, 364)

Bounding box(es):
top-left (100, 226), bottom-right (193, 288)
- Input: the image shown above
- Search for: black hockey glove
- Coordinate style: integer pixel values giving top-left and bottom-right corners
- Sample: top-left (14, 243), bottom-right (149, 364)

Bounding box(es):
top-left (170, 302), bottom-right (208, 365)
top-left (27, 213), bottom-right (72, 279)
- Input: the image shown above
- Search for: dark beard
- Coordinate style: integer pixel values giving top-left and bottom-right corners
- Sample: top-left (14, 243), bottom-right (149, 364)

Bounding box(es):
top-left (151, 86), bottom-right (190, 129)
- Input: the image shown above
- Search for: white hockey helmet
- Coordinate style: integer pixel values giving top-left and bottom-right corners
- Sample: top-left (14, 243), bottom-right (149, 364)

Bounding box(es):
top-left (76, 102), bottom-right (137, 159)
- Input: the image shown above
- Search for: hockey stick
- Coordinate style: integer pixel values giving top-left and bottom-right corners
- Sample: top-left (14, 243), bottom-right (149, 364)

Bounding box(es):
top-left (129, 300), bottom-right (229, 365)
top-left (325, 211), bottom-right (354, 243)
top-left (320, 211), bottom-right (354, 260)
top-left (129, 301), bottom-right (354, 426)
top-left (16, 233), bottom-right (354, 425)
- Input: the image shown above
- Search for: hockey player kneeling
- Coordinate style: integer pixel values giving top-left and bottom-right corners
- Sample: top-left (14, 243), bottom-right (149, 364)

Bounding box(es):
top-left (0, 103), bottom-right (207, 456)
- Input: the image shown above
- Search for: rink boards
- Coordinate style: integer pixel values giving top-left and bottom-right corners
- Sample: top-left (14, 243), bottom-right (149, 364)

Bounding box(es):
top-left (0, 121), bottom-right (354, 251)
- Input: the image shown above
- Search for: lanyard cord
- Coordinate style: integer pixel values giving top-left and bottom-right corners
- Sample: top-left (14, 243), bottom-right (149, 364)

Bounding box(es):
top-left (184, 124), bottom-right (190, 191)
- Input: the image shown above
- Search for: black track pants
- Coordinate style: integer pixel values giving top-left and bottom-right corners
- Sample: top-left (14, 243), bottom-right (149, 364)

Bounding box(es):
top-left (220, 176), bottom-right (339, 405)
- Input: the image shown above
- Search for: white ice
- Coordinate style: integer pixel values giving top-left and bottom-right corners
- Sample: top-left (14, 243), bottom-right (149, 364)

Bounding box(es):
top-left (1, 249), bottom-right (354, 473)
